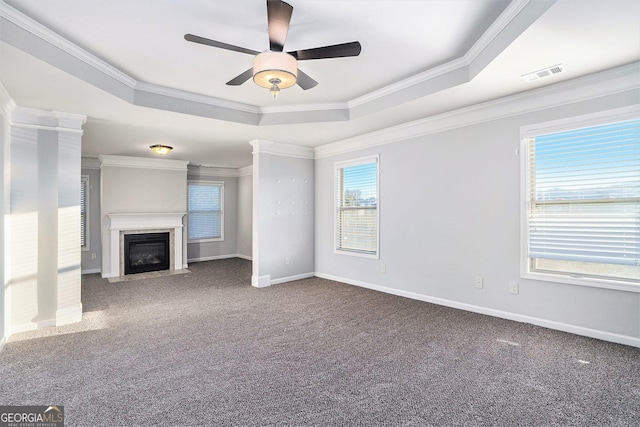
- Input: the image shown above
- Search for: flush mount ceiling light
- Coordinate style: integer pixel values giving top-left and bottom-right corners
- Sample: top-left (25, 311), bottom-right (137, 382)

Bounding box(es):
top-left (150, 144), bottom-right (173, 155)
top-left (183, 0), bottom-right (361, 97)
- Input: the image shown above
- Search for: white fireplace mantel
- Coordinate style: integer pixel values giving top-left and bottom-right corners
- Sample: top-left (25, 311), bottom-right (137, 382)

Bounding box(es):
top-left (106, 212), bottom-right (186, 278)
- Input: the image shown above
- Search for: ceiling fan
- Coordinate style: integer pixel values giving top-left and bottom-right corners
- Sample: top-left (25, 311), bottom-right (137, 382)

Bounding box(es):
top-left (184, 0), bottom-right (362, 97)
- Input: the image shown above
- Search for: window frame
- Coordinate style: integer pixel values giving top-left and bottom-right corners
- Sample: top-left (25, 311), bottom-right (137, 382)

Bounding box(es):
top-left (80, 174), bottom-right (90, 251)
top-left (187, 180), bottom-right (225, 243)
top-left (520, 106), bottom-right (640, 292)
top-left (334, 155), bottom-right (380, 259)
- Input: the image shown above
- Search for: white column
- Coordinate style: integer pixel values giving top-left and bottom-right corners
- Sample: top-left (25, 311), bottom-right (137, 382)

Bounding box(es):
top-left (8, 107), bottom-right (86, 332)
top-left (250, 140), bottom-right (272, 287)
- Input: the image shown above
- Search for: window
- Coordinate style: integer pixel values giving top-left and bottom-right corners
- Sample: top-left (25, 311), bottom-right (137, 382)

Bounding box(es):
top-left (80, 175), bottom-right (89, 250)
top-left (335, 156), bottom-right (379, 258)
top-left (521, 109), bottom-right (639, 288)
top-left (188, 181), bottom-right (224, 242)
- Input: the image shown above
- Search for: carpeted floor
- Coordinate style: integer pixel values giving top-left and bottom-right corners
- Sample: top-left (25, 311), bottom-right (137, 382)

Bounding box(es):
top-left (1, 258), bottom-right (639, 426)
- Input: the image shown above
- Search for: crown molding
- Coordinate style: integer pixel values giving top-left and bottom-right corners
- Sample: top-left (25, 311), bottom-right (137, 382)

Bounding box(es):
top-left (0, 1), bottom-right (137, 89)
top-left (1, 80), bottom-right (87, 132)
top-left (259, 102), bottom-right (348, 114)
top-left (0, 80), bottom-right (16, 120)
top-left (520, 104), bottom-right (640, 138)
top-left (349, 57), bottom-right (468, 109)
top-left (238, 165), bottom-right (253, 176)
top-left (10, 106), bottom-right (86, 132)
top-left (99, 155), bottom-right (189, 171)
top-left (135, 82), bottom-right (258, 115)
top-left (464, 0), bottom-right (533, 63)
top-left (187, 164), bottom-right (240, 178)
top-left (348, 0), bottom-right (556, 111)
top-left (0, 0), bottom-right (555, 128)
top-left (81, 157), bottom-right (101, 169)
top-left (315, 62), bottom-right (640, 159)
top-left (186, 164), bottom-right (253, 177)
top-left (250, 139), bottom-right (314, 159)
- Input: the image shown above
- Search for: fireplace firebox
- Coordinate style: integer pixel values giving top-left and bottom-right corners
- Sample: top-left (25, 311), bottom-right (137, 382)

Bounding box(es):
top-left (124, 232), bottom-right (170, 275)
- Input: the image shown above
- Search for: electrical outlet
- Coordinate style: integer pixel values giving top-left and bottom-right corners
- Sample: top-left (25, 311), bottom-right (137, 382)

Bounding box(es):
top-left (474, 276), bottom-right (484, 289)
top-left (91, 253), bottom-right (97, 260)
top-left (509, 281), bottom-right (519, 294)
top-left (380, 263), bottom-right (386, 273)
top-left (284, 257), bottom-right (290, 265)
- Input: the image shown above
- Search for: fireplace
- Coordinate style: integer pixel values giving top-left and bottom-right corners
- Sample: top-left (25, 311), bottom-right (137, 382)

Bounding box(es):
top-left (124, 232), bottom-right (170, 275)
top-left (106, 213), bottom-right (186, 279)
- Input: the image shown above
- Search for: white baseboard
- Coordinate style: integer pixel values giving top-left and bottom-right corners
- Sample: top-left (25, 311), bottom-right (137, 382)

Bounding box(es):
top-left (252, 274), bottom-right (271, 288)
top-left (188, 254), bottom-right (249, 263)
top-left (236, 254), bottom-right (252, 261)
top-left (81, 268), bottom-right (101, 275)
top-left (56, 304), bottom-right (83, 326)
top-left (271, 272), bottom-right (315, 286)
top-left (252, 272), bottom-right (315, 288)
top-left (315, 272), bottom-right (640, 349)
top-left (10, 318), bottom-right (57, 335)
top-left (0, 335), bottom-right (6, 353)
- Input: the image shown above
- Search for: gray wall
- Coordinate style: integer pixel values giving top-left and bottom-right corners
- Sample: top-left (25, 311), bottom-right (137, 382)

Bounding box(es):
top-left (237, 172), bottom-right (252, 259)
top-left (315, 91), bottom-right (640, 343)
top-left (186, 170), bottom-right (238, 262)
top-left (81, 164), bottom-right (101, 273)
top-left (88, 162), bottom-right (251, 274)
top-left (100, 161), bottom-right (187, 276)
top-left (101, 166), bottom-right (187, 214)
top-left (252, 148), bottom-right (314, 286)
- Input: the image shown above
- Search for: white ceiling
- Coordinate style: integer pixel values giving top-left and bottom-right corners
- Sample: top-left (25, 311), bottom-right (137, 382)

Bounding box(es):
top-left (0, 0), bottom-right (638, 168)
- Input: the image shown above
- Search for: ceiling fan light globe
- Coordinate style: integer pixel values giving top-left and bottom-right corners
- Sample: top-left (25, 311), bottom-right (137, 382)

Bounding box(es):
top-left (253, 51), bottom-right (297, 90)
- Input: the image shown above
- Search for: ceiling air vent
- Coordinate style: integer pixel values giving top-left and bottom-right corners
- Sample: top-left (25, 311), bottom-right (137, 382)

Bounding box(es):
top-left (521, 64), bottom-right (565, 82)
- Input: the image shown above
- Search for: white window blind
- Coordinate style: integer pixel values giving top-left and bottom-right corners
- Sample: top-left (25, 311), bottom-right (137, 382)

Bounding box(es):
top-left (525, 119), bottom-right (640, 271)
top-left (335, 157), bottom-right (379, 257)
top-left (188, 182), bottom-right (223, 241)
top-left (80, 176), bottom-right (89, 249)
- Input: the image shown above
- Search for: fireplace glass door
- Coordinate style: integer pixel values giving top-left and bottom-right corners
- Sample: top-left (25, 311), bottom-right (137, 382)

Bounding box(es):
top-left (124, 232), bottom-right (170, 275)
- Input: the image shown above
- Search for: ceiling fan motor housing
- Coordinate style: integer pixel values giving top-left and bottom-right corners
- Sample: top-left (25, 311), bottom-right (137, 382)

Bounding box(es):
top-left (253, 51), bottom-right (298, 89)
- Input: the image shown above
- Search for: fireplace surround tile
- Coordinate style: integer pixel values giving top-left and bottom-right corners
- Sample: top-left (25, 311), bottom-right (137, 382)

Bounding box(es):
top-left (107, 213), bottom-right (186, 279)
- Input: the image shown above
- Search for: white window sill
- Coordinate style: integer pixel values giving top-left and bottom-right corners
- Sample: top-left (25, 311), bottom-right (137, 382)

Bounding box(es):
top-left (335, 249), bottom-right (379, 260)
top-left (188, 238), bottom-right (224, 244)
top-left (522, 270), bottom-right (640, 293)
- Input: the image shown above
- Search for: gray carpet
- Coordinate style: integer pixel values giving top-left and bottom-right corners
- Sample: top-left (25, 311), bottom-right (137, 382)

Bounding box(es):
top-left (1, 258), bottom-right (639, 426)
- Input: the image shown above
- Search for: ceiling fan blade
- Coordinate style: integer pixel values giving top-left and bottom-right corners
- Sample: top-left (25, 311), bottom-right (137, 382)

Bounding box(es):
top-left (296, 69), bottom-right (318, 90)
top-left (226, 68), bottom-right (254, 86)
top-left (267, 0), bottom-right (293, 52)
top-left (185, 34), bottom-right (260, 56)
top-left (289, 41), bottom-right (362, 60)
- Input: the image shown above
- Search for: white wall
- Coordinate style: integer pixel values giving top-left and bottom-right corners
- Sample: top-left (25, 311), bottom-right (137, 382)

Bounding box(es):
top-left (315, 89), bottom-right (640, 347)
